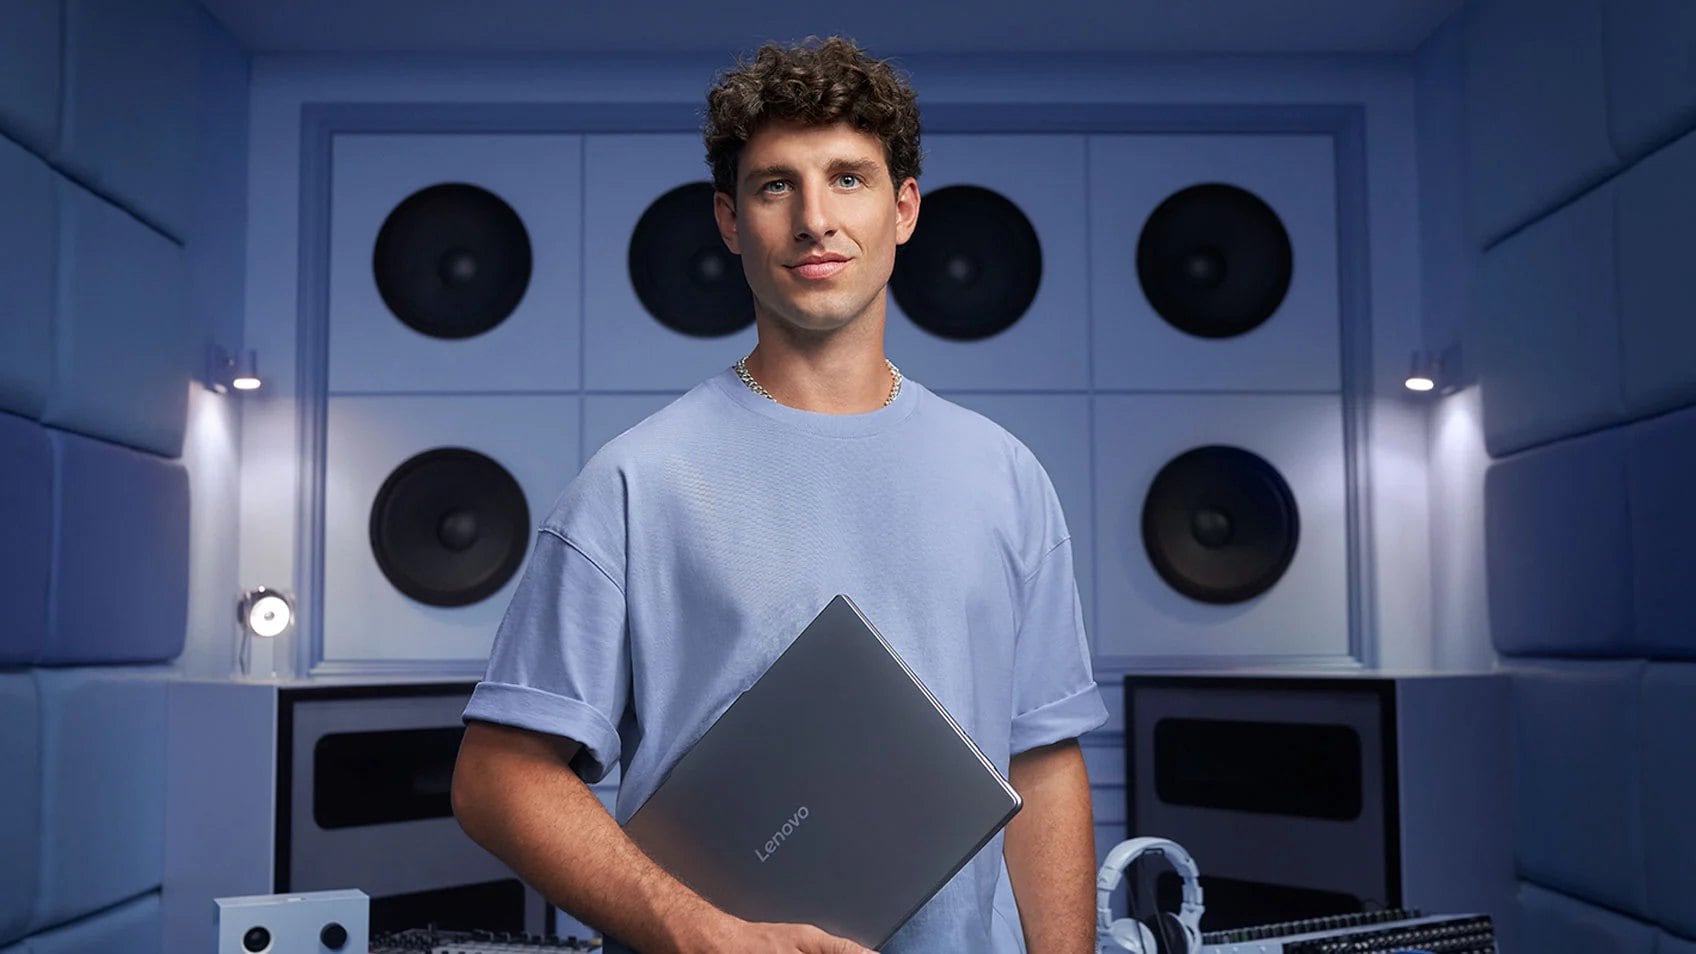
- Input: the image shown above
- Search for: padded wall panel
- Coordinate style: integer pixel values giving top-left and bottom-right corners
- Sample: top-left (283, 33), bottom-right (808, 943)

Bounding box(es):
top-left (1092, 394), bottom-right (1347, 660)
top-left (28, 891), bottom-right (160, 954)
top-left (1630, 407), bottom-right (1696, 658)
top-left (942, 394), bottom-right (1093, 636)
top-left (0, 0), bottom-right (60, 156)
top-left (1616, 129), bottom-right (1696, 420)
top-left (1088, 134), bottom-right (1340, 392)
top-left (28, 670), bottom-right (166, 935)
top-left (1463, 0), bottom-right (1617, 243)
top-left (0, 120), bottom-right (56, 419)
top-left (1510, 661), bottom-right (1649, 917)
top-left (1603, 0), bottom-right (1696, 161)
top-left (885, 135), bottom-right (1088, 390)
top-left (1662, 934), bottom-right (1696, 954)
top-left (583, 393), bottom-right (682, 461)
top-left (58, 0), bottom-right (197, 239)
top-left (1519, 882), bottom-right (1657, 954)
top-left (45, 180), bottom-right (188, 458)
top-left (0, 414), bottom-right (51, 665)
top-left (1484, 429), bottom-right (1632, 656)
top-left (1643, 663), bottom-right (1696, 937)
top-left (45, 429), bottom-right (188, 665)
top-left (583, 134), bottom-right (755, 390)
top-left (328, 133), bottom-right (582, 393)
top-left (0, 675), bottom-right (40, 945)
top-left (322, 395), bottom-right (580, 664)
top-left (1476, 184), bottom-right (1623, 457)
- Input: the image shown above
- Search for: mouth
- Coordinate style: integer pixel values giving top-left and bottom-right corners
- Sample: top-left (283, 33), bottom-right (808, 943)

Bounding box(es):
top-left (787, 256), bottom-right (850, 281)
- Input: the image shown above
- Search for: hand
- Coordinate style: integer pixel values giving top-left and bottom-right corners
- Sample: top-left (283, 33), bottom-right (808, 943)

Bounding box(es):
top-left (696, 920), bottom-right (878, 954)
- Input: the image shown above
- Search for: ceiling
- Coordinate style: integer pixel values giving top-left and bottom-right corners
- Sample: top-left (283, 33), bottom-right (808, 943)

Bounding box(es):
top-left (194, 0), bottom-right (1468, 56)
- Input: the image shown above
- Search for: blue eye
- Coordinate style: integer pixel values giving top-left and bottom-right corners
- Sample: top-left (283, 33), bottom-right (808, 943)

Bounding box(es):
top-left (762, 180), bottom-right (790, 195)
top-left (837, 174), bottom-right (861, 188)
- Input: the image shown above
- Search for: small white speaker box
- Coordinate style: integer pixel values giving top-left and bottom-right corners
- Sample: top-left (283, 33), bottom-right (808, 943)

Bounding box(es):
top-left (216, 889), bottom-right (369, 954)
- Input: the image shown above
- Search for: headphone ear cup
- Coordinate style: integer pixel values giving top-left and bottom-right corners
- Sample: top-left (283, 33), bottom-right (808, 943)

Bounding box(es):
top-left (1108, 917), bottom-right (1155, 953)
top-left (1156, 911), bottom-right (1192, 954)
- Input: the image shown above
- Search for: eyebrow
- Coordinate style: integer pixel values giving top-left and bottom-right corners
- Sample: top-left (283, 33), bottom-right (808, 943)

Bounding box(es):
top-left (741, 157), bottom-right (884, 190)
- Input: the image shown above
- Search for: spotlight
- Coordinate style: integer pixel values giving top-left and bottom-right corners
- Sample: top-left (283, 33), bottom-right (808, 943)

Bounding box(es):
top-left (207, 344), bottom-right (263, 393)
top-left (1405, 350), bottom-right (1437, 393)
top-left (236, 587), bottom-right (294, 677)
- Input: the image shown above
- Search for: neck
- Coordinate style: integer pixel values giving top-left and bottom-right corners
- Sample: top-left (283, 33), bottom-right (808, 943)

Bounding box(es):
top-left (741, 317), bottom-right (895, 415)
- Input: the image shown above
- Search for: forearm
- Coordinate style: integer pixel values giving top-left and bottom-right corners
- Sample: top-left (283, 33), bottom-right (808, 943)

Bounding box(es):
top-left (1004, 739), bottom-right (1097, 953)
top-left (451, 721), bottom-right (733, 953)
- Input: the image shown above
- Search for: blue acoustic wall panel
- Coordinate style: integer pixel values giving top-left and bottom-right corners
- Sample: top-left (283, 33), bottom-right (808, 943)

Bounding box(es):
top-left (1484, 428), bottom-right (1631, 657)
top-left (940, 393), bottom-right (1093, 637)
top-left (0, 134), bottom-right (56, 419)
top-left (328, 133), bottom-right (583, 394)
top-left (1091, 394), bottom-right (1347, 661)
top-left (1510, 661), bottom-right (1649, 919)
top-left (1664, 934), bottom-right (1696, 954)
top-left (0, 0), bottom-right (61, 156)
top-left (27, 891), bottom-right (160, 954)
top-left (1519, 882), bottom-right (1657, 954)
top-left (1616, 129), bottom-right (1696, 420)
top-left (27, 669), bottom-right (166, 936)
top-left (45, 179), bottom-right (188, 459)
top-left (884, 135), bottom-right (1088, 391)
top-left (0, 414), bottom-right (51, 666)
top-left (1603, 0), bottom-right (1696, 162)
top-left (45, 428), bottom-right (188, 665)
top-left (582, 134), bottom-right (756, 391)
top-left (1088, 134), bottom-right (1340, 393)
top-left (0, 674), bottom-right (40, 945)
top-left (57, 0), bottom-right (197, 239)
top-left (1476, 184), bottom-right (1623, 457)
top-left (583, 393), bottom-right (684, 460)
top-left (1630, 407), bottom-right (1696, 659)
top-left (1643, 663), bottom-right (1696, 938)
top-left (1463, 0), bottom-right (1617, 243)
top-left (321, 395), bottom-right (580, 665)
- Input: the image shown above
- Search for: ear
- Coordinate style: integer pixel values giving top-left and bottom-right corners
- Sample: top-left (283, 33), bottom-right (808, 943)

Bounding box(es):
top-left (713, 189), bottom-right (741, 255)
top-left (894, 176), bottom-right (921, 245)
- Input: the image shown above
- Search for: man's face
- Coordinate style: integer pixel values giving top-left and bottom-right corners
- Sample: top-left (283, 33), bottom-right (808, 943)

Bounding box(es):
top-left (714, 119), bottom-right (920, 338)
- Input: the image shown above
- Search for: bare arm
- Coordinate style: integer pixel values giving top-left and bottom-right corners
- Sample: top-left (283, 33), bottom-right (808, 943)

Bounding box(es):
top-left (451, 720), bottom-right (874, 954)
top-left (1003, 738), bottom-right (1097, 953)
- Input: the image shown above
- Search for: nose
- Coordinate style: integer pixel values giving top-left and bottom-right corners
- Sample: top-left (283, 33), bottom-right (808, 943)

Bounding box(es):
top-left (793, 186), bottom-right (836, 243)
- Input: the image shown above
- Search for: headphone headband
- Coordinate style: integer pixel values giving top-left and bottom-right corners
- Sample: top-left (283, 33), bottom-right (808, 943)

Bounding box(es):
top-left (1096, 837), bottom-right (1205, 951)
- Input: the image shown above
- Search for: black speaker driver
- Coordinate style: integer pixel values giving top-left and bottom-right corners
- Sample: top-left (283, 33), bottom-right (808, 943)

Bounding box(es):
top-left (890, 184), bottom-right (1042, 341)
top-left (1141, 445), bottom-right (1299, 604)
top-left (1135, 183), bottom-right (1293, 339)
top-left (369, 447), bottom-right (531, 608)
top-left (371, 183), bottom-right (533, 340)
top-left (628, 181), bottom-right (755, 337)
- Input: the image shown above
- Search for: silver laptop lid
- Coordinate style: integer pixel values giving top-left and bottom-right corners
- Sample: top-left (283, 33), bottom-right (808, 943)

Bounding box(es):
top-left (622, 594), bottom-right (1022, 948)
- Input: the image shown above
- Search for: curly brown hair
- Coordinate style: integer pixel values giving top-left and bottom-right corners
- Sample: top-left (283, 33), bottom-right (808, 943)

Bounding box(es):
top-left (703, 36), bottom-right (922, 199)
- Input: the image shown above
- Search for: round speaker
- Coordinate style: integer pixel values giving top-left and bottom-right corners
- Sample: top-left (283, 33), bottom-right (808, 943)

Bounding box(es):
top-left (1135, 183), bottom-right (1292, 339)
top-left (1141, 445), bottom-right (1299, 605)
top-left (891, 185), bottom-right (1041, 341)
top-left (369, 448), bottom-right (531, 608)
top-left (372, 183), bottom-right (533, 340)
top-left (629, 181), bottom-right (755, 337)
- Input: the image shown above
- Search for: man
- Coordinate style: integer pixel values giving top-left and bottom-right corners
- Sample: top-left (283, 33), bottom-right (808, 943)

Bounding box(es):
top-left (452, 36), bottom-right (1107, 953)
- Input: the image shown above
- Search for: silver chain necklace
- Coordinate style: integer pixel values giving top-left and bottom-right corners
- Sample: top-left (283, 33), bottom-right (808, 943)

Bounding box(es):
top-left (733, 355), bottom-right (903, 408)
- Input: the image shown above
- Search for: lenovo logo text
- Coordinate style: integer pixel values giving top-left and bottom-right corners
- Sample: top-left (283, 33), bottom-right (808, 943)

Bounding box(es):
top-left (754, 806), bottom-right (810, 863)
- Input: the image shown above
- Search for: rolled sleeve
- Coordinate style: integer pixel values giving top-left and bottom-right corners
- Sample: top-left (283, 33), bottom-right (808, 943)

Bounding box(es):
top-left (463, 528), bottom-right (630, 784)
top-left (1011, 537), bottom-right (1109, 755)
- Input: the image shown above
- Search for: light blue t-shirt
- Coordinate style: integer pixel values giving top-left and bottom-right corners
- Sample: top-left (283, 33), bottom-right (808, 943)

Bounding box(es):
top-left (464, 367), bottom-right (1108, 952)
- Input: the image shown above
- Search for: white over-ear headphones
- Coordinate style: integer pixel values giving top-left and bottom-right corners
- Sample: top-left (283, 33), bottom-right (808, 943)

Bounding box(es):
top-left (1096, 837), bottom-right (1205, 954)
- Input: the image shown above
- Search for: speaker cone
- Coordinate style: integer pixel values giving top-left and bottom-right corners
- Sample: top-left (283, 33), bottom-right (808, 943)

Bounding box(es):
top-left (629, 182), bottom-right (755, 337)
top-left (1135, 183), bottom-right (1292, 339)
top-left (1141, 445), bottom-right (1298, 604)
top-left (891, 185), bottom-right (1041, 341)
top-left (372, 183), bottom-right (533, 340)
top-left (369, 448), bottom-right (530, 607)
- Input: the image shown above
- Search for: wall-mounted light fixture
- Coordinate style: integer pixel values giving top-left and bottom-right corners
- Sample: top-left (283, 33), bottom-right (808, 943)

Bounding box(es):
top-left (237, 586), bottom-right (294, 676)
top-left (206, 343), bottom-right (263, 394)
top-left (1404, 344), bottom-right (1463, 396)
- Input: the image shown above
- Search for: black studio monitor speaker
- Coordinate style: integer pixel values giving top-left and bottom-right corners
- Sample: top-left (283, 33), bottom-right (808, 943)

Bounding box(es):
top-left (1123, 673), bottom-right (1516, 937)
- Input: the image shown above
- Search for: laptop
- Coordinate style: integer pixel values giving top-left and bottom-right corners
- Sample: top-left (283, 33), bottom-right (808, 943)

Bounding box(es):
top-left (621, 594), bottom-right (1022, 948)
